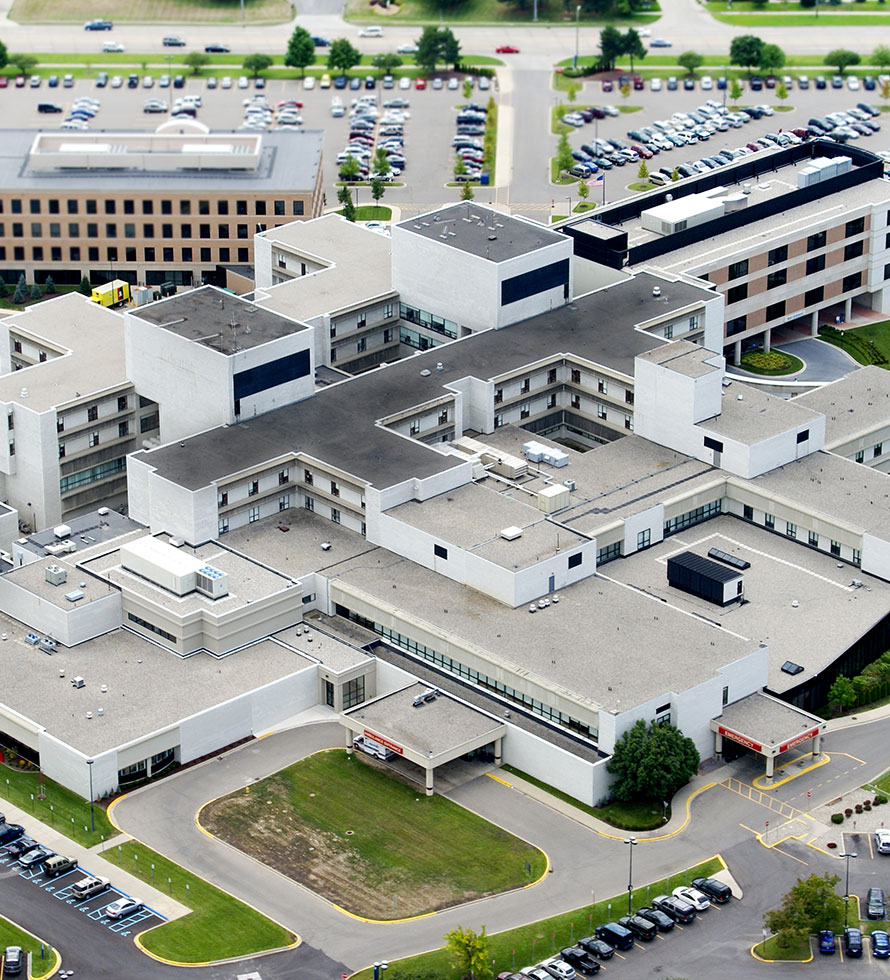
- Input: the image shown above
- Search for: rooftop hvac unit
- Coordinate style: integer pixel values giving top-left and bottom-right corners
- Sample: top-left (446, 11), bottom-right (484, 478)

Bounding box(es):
top-left (25, 633), bottom-right (39, 646)
top-left (97, 507), bottom-right (110, 516)
top-left (196, 565), bottom-right (228, 599)
top-left (53, 524), bottom-right (72, 539)
top-left (564, 480), bottom-right (576, 492)
top-left (64, 590), bottom-right (85, 603)
top-left (45, 564), bottom-right (67, 586)
top-left (71, 675), bottom-right (84, 688)
top-left (45, 540), bottom-right (77, 556)
top-left (39, 637), bottom-right (57, 654)
top-left (537, 484), bottom-right (570, 513)
top-left (501, 526), bottom-right (523, 541)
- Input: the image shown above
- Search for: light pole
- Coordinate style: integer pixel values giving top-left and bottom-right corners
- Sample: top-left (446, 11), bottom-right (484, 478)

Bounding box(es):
top-left (566, 194), bottom-right (572, 218)
top-left (86, 758), bottom-right (95, 833)
top-left (625, 837), bottom-right (638, 915)
top-left (840, 850), bottom-right (857, 928)
top-left (373, 962), bottom-right (388, 980)
top-left (573, 4), bottom-right (582, 72)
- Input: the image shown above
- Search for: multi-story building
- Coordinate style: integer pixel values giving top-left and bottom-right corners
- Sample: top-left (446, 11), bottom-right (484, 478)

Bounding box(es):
top-left (0, 130), bottom-right (323, 290)
top-left (562, 141), bottom-right (890, 364)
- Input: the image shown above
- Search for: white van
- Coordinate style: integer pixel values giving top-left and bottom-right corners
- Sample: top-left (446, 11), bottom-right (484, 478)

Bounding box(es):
top-left (358, 25), bottom-right (383, 37)
top-left (353, 735), bottom-right (395, 760)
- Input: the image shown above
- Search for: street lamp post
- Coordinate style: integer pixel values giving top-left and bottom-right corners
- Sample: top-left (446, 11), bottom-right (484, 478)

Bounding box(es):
top-left (573, 5), bottom-right (582, 72)
top-left (625, 837), bottom-right (638, 915)
top-left (86, 759), bottom-right (95, 833)
top-left (566, 194), bottom-right (572, 217)
top-left (373, 962), bottom-right (388, 980)
top-left (840, 851), bottom-right (857, 928)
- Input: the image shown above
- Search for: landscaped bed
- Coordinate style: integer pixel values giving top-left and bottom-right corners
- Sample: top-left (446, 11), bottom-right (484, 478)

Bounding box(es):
top-left (199, 749), bottom-right (546, 919)
top-left (738, 349), bottom-right (804, 376)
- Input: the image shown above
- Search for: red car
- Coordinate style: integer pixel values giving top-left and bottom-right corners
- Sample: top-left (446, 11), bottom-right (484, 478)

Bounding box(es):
top-left (496, 45), bottom-right (519, 54)
top-left (277, 99), bottom-right (303, 109)
top-left (14, 75), bottom-right (25, 88)
top-left (602, 79), bottom-right (613, 92)
top-left (0, 77), bottom-right (7, 88)
top-left (415, 77), bottom-right (426, 89)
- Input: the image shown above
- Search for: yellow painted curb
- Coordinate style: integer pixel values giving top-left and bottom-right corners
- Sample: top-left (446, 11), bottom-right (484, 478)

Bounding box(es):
top-left (133, 931), bottom-right (302, 968)
top-left (332, 903), bottom-right (439, 924)
top-left (104, 792), bottom-right (131, 836)
top-left (589, 780), bottom-right (717, 842)
top-left (753, 753), bottom-right (830, 790)
top-left (750, 939), bottom-right (812, 963)
top-left (486, 773), bottom-right (512, 787)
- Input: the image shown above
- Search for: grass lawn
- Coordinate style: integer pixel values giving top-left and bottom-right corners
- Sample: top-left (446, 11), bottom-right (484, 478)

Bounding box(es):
top-left (201, 750), bottom-right (546, 919)
top-left (102, 841), bottom-right (294, 962)
top-left (351, 856), bottom-right (723, 980)
top-left (710, 10), bottom-right (890, 24)
top-left (345, 0), bottom-right (659, 25)
top-left (354, 205), bottom-right (392, 220)
top-left (11, 0), bottom-right (291, 23)
top-left (501, 765), bottom-right (670, 830)
top-left (549, 157), bottom-right (577, 185)
top-left (818, 321), bottom-right (890, 367)
top-left (0, 917), bottom-right (59, 979)
top-left (738, 349), bottom-right (804, 376)
top-left (618, 104), bottom-right (643, 113)
top-left (755, 933), bottom-right (812, 961)
top-left (0, 760), bottom-right (116, 848)
top-left (840, 321), bottom-right (890, 363)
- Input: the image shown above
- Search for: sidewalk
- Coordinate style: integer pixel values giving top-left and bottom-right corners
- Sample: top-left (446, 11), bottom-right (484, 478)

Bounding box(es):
top-left (0, 797), bottom-right (191, 921)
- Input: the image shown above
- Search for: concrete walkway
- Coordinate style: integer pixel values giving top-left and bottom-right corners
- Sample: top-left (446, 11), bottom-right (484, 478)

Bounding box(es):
top-left (0, 798), bottom-right (191, 922)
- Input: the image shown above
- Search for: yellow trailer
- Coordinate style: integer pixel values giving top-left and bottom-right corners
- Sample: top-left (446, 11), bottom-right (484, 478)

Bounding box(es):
top-left (90, 279), bottom-right (130, 308)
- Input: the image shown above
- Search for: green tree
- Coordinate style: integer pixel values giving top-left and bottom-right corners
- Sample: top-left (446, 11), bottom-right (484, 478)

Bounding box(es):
top-left (759, 43), bottom-right (786, 73)
top-left (328, 38), bottom-right (361, 73)
top-left (460, 180), bottom-right (475, 200)
top-left (623, 27), bottom-right (646, 74)
top-left (13, 275), bottom-right (28, 304)
top-left (678, 51), bottom-right (704, 76)
top-left (243, 53), bottom-right (273, 77)
top-left (11, 53), bottom-right (38, 76)
top-left (339, 155), bottom-right (361, 181)
top-left (462, 77), bottom-right (473, 99)
top-left (730, 34), bottom-right (764, 76)
top-left (0, 279), bottom-right (8, 299)
top-left (372, 52), bottom-right (403, 75)
top-left (557, 131), bottom-right (574, 173)
top-left (43, 275), bottom-right (55, 295)
top-left (444, 925), bottom-right (491, 980)
top-left (671, 167), bottom-right (680, 181)
top-left (567, 82), bottom-right (579, 102)
top-left (555, 102), bottom-right (567, 122)
top-left (454, 155), bottom-right (467, 177)
top-left (825, 49), bottom-right (861, 74)
top-left (440, 27), bottom-right (461, 68)
top-left (881, 78), bottom-right (890, 103)
top-left (285, 26), bottom-right (316, 75)
top-left (29, 283), bottom-right (42, 301)
top-left (607, 720), bottom-right (700, 803)
top-left (0, 40), bottom-right (8, 70)
top-left (599, 25), bottom-right (623, 71)
top-left (373, 147), bottom-right (392, 175)
top-left (872, 44), bottom-right (890, 71)
top-left (337, 184), bottom-right (357, 221)
top-left (578, 179), bottom-right (590, 205)
top-left (764, 873), bottom-right (843, 949)
top-left (78, 276), bottom-right (92, 297)
top-left (729, 77), bottom-right (742, 104)
top-left (416, 25), bottom-right (441, 73)
top-left (775, 79), bottom-right (788, 103)
top-left (638, 160), bottom-right (649, 180)
top-left (183, 51), bottom-right (210, 75)
top-left (370, 177), bottom-right (386, 207)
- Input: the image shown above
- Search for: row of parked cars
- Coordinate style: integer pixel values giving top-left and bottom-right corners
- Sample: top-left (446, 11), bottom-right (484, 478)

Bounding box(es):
top-left (497, 877), bottom-right (732, 979)
top-left (337, 95), bottom-right (409, 182)
top-left (601, 72), bottom-right (884, 94)
top-left (453, 102), bottom-right (492, 182)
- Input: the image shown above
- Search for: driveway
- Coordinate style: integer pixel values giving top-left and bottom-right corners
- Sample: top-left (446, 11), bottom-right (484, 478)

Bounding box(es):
top-left (727, 338), bottom-right (860, 385)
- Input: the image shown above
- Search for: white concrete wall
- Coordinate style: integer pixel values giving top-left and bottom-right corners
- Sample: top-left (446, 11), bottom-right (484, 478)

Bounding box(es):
top-left (38, 730), bottom-right (118, 799)
top-left (229, 327), bottom-right (314, 422)
top-left (0, 505), bottom-right (19, 555)
top-left (253, 234), bottom-right (274, 289)
top-left (495, 237), bottom-right (573, 328)
top-left (0, 574), bottom-right (120, 647)
top-left (139, 471), bottom-right (217, 545)
top-left (862, 530), bottom-right (890, 581)
top-left (125, 454), bottom-right (153, 529)
top-left (4, 405), bottom-right (58, 530)
top-left (623, 504), bottom-right (664, 556)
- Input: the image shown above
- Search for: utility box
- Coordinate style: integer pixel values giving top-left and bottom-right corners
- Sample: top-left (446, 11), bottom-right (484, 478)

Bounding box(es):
top-left (91, 279), bottom-right (130, 308)
top-left (667, 551), bottom-right (744, 607)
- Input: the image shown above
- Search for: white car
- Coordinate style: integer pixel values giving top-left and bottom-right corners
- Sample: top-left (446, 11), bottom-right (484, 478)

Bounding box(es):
top-left (397, 43), bottom-right (417, 54)
top-left (221, 76), bottom-right (233, 89)
top-left (303, 75), bottom-right (316, 90)
top-left (331, 103), bottom-right (344, 117)
top-left (673, 884), bottom-right (711, 911)
top-left (700, 75), bottom-right (713, 90)
top-left (540, 960), bottom-right (575, 980)
top-left (110, 75), bottom-right (123, 88)
top-left (447, 76), bottom-right (459, 90)
top-left (602, 104), bottom-right (619, 117)
top-left (398, 76), bottom-right (411, 90)
top-left (102, 41), bottom-right (125, 53)
top-left (104, 896), bottom-right (143, 920)
top-left (237, 76), bottom-right (249, 89)
top-left (876, 829), bottom-right (890, 854)
top-left (650, 77), bottom-right (662, 91)
top-left (358, 25), bottom-right (383, 37)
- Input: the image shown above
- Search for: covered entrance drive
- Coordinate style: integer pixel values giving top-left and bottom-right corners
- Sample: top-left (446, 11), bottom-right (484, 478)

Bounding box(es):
top-left (710, 691), bottom-right (827, 779)
top-left (341, 681), bottom-right (507, 796)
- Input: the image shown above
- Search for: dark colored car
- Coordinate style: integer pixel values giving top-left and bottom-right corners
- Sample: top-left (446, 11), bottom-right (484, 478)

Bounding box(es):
top-left (559, 947), bottom-right (600, 975)
top-left (682, 76), bottom-right (695, 91)
top-left (666, 76), bottom-right (678, 90)
top-left (84, 18), bottom-right (113, 30)
top-left (691, 877), bottom-right (732, 903)
top-left (749, 75), bottom-right (763, 91)
top-left (96, 71), bottom-right (108, 87)
top-left (577, 937), bottom-right (613, 960)
top-left (37, 102), bottom-right (63, 113)
top-left (831, 74), bottom-right (844, 89)
top-left (204, 43), bottom-right (230, 53)
top-left (637, 906), bottom-right (674, 931)
top-left (311, 35), bottom-right (331, 46)
top-left (18, 846), bottom-right (53, 869)
top-left (333, 74), bottom-right (348, 89)
top-left (173, 74), bottom-right (185, 88)
top-left (873, 930), bottom-right (890, 958)
top-left (127, 73), bottom-right (139, 88)
top-left (3, 946), bottom-right (23, 976)
top-left (594, 923), bottom-right (633, 951)
top-left (3, 839), bottom-right (40, 859)
top-left (864, 75), bottom-right (877, 90)
top-left (818, 930), bottom-right (836, 954)
top-left (0, 824), bottom-right (24, 845)
top-left (815, 75), bottom-right (827, 89)
top-left (867, 886), bottom-right (885, 919)
top-left (843, 927), bottom-right (863, 957)
top-left (618, 914), bottom-right (657, 941)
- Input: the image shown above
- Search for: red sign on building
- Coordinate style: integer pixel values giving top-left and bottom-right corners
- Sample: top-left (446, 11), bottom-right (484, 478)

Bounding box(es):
top-left (779, 726), bottom-right (820, 754)
top-left (718, 726), bottom-right (762, 753)
top-left (364, 729), bottom-right (404, 755)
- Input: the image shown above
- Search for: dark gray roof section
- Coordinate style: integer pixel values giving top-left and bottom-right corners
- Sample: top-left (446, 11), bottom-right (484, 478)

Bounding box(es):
top-left (131, 285), bottom-right (307, 353)
top-left (668, 551), bottom-right (742, 583)
top-left (133, 272), bottom-right (712, 491)
top-left (18, 509), bottom-right (142, 558)
top-left (397, 203), bottom-right (564, 262)
top-left (7, 129), bottom-right (322, 191)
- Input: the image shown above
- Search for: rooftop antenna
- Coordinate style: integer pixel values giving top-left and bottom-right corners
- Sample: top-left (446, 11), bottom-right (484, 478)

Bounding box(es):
top-left (230, 313), bottom-right (239, 351)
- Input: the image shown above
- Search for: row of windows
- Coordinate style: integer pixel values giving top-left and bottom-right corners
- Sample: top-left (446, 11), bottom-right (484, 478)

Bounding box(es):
top-left (727, 257), bottom-right (863, 306)
top-left (664, 499), bottom-right (722, 537)
top-left (597, 541), bottom-right (622, 565)
top-left (4, 197), bottom-right (305, 217)
top-left (8, 222), bottom-right (284, 241)
top-left (741, 504), bottom-right (861, 565)
top-left (127, 612), bottom-right (177, 644)
top-left (59, 456), bottom-right (126, 493)
top-left (399, 303), bottom-right (458, 339)
top-left (1, 245), bottom-right (253, 264)
top-left (339, 607), bottom-right (597, 741)
top-left (854, 441), bottom-right (884, 462)
top-left (342, 675), bottom-right (366, 710)
top-left (733, 220), bottom-right (864, 279)
top-left (725, 279), bottom-right (863, 338)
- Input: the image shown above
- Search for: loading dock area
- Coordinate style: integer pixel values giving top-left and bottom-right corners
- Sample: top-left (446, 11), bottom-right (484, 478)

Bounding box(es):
top-left (710, 691), bottom-right (827, 779)
top-left (341, 682), bottom-right (507, 796)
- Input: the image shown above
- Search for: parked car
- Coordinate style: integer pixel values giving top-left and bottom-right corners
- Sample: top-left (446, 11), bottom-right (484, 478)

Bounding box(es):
top-left (0, 824), bottom-right (24, 845)
top-left (636, 905), bottom-right (674, 931)
top-left (673, 885), bottom-right (710, 911)
top-left (618, 914), bottom-right (657, 941)
top-left (163, 35), bottom-right (186, 46)
top-left (691, 877), bottom-right (732, 903)
top-left (2, 946), bottom-right (23, 976)
top-left (85, 18), bottom-right (113, 29)
top-left (593, 923), bottom-right (633, 950)
top-left (18, 846), bottom-right (53, 869)
top-left (818, 930), bottom-right (836, 954)
top-left (204, 43), bottom-right (230, 53)
top-left (358, 25), bottom-right (383, 36)
top-left (577, 937), bottom-right (613, 960)
top-left (843, 927), bottom-right (863, 957)
top-left (3, 839), bottom-right (40, 859)
top-left (873, 930), bottom-right (890, 958)
top-left (43, 854), bottom-right (77, 877)
top-left (537, 960), bottom-right (575, 980)
top-left (104, 896), bottom-right (143, 920)
top-left (876, 829), bottom-right (890, 854)
top-left (650, 38), bottom-right (672, 47)
top-left (868, 886), bottom-right (885, 919)
top-left (559, 946), bottom-right (600, 974)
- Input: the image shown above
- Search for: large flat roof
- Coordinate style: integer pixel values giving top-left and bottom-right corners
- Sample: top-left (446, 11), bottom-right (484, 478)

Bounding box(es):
top-left (794, 365), bottom-right (890, 446)
top-left (703, 381), bottom-right (822, 445)
top-left (132, 272), bottom-right (714, 493)
top-left (19, 510), bottom-right (142, 559)
top-left (130, 285), bottom-right (307, 353)
top-left (397, 204), bottom-right (564, 263)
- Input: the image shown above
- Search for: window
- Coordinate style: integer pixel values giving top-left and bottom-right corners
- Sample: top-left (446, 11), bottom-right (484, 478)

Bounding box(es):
top-left (5, 415), bottom-right (11, 431)
top-left (38, 350), bottom-right (47, 363)
top-left (636, 529), bottom-right (651, 550)
top-left (726, 315), bottom-right (747, 336)
top-left (118, 421), bottom-right (129, 438)
top-left (163, 247), bottom-right (174, 263)
top-left (625, 390), bottom-right (634, 405)
top-left (179, 200), bottom-right (191, 215)
top-left (384, 302), bottom-right (393, 318)
top-left (356, 337), bottom-right (366, 353)
top-left (127, 612), bottom-right (176, 644)
top-left (182, 247), bottom-right (192, 262)
top-left (248, 480), bottom-right (259, 496)
top-left (438, 409), bottom-right (448, 425)
top-left (767, 268), bottom-right (787, 289)
top-left (70, 246), bottom-right (80, 261)
top-left (785, 521), bottom-right (797, 539)
top-left (728, 259), bottom-right (748, 280)
top-left (140, 412), bottom-right (159, 432)
top-left (547, 393), bottom-right (557, 409)
top-left (494, 413), bottom-right (503, 428)
top-left (200, 247), bottom-right (211, 262)
top-left (664, 324), bottom-right (673, 339)
top-left (162, 224), bottom-right (173, 239)
top-left (237, 224), bottom-right (249, 239)
top-left (846, 216), bottom-right (865, 237)
top-left (220, 247), bottom-right (230, 263)
top-left (12, 340), bottom-right (20, 354)
top-left (279, 468), bottom-right (289, 485)
top-left (88, 430), bottom-right (99, 447)
top-left (808, 530), bottom-right (819, 546)
top-left (843, 271), bottom-right (862, 293)
top-left (494, 388), bottom-right (503, 404)
top-left (342, 675), bottom-right (365, 709)
top-left (625, 415), bottom-right (633, 430)
top-left (274, 200), bottom-right (286, 216)
top-left (304, 468), bottom-right (313, 485)
top-left (58, 444), bottom-right (65, 459)
top-left (143, 223), bottom-right (154, 238)
top-left (597, 404), bottom-right (607, 420)
top-left (8, 441), bottom-right (13, 457)
top-left (663, 500), bottom-right (722, 536)
top-left (521, 377), bottom-right (530, 394)
top-left (255, 201), bottom-right (266, 215)
top-left (727, 283), bottom-right (748, 304)
top-left (434, 544), bottom-right (448, 559)
top-left (324, 680), bottom-right (334, 708)
top-left (383, 327), bottom-right (393, 343)
top-left (765, 513), bottom-right (775, 529)
top-left (32, 246), bottom-right (43, 261)
top-left (142, 200), bottom-right (153, 215)
top-left (689, 313), bottom-right (700, 331)
top-left (831, 540), bottom-right (841, 557)
top-left (105, 222), bottom-right (117, 239)
top-left (293, 201), bottom-right (304, 216)
top-left (766, 300), bottom-right (786, 322)
top-left (218, 224), bottom-right (229, 239)
top-left (30, 222), bottom-right (42, 238)
top-left (305, 495), bottom-right (314, 511)
top-left (885, 263), bottom-right (890, 281)
top-left (13, 246), bottom-right (23, 260)
top-left (218, 490), bottom-right (228, 506)
top-left (104, 200), bottom-right (116, 215)
top-left (568, 552), bottom-right (583, 569)
top-left (144, 247), bottom-right (155, 262)
top-left (181, 223), bottom-right (192, 239)
top-left (11, 223), bottom-right (22, 238)
top-left (547, 368), bottom-right (557, 384)
top-left (330, 480), bottom-right (340, 497)
top-left (331, 507), bottom-right (341, 524)
top-left (722, 685), bottom-right (729, 707)
top-left (248, 506), bottom-right (260, 523)
top-left (855, 449), bottom-right (865, 463)
top-left (59, 457), bottom-right (126, 493)
top-left (597, 378), bottom-right (608, 395)
top-left (520, 402), bottom-right (530, 419)
top-left (804, 285), bottom-right (824, 307)
top-left (743, 504), bottom-right (753, 520)
top-left (68, 222), bottom-right (79, 238)
top-left (571, 394), bottom-right (581, 410)
top-left (67, 200), bottom-right (79, 214)
top-left (807, 255), bottom-right (825, 276)
top-left (87, 405), bottom-right (98, 422)
top-left (875, 442), bottom-right (884, 458)
top-left (123, 200), bottom-right (134, 215)
top-left (571, 368), bottom-right (581, 384)
top-left (237, 200), bottom-right (248, 215)
top-left (27, 199), bottom-right (41, 214)
top-left (10, 200), bottom-right (21, 214)
top-left (279, 495), bottom-right (290, 511)
top-left (797, 429), bottom-right (809, 444)
top-left (49, 222), bottom-right (60, 238)
top-left (161, 200), bottom-right (172, 215)
top-left (845, 240), bottom-right (864, 261)
top-left (853, 548), bottom-right (861, 566)
top-left (597, 541), bottom-right (621, 565)
top-left (807, 230), bottom-right (826, 251)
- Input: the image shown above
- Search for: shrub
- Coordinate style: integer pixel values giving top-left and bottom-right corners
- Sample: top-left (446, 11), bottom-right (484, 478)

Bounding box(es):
top-left (831, 813), bottom-right (845, 824)
top-left (845, 808), bottom-right (853, 817)
top-left (827, 841), bottom-right (838, 849)
top-left (855, 803), bottom-right (863, 814)
top-left (876, 794), bottom-right (888, 805)
top-left (865, 802), bottom-right (872, 811)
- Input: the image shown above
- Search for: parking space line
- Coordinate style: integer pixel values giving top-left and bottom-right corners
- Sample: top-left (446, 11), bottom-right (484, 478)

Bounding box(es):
top-left (771, 845), bottom-right (808, 866)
